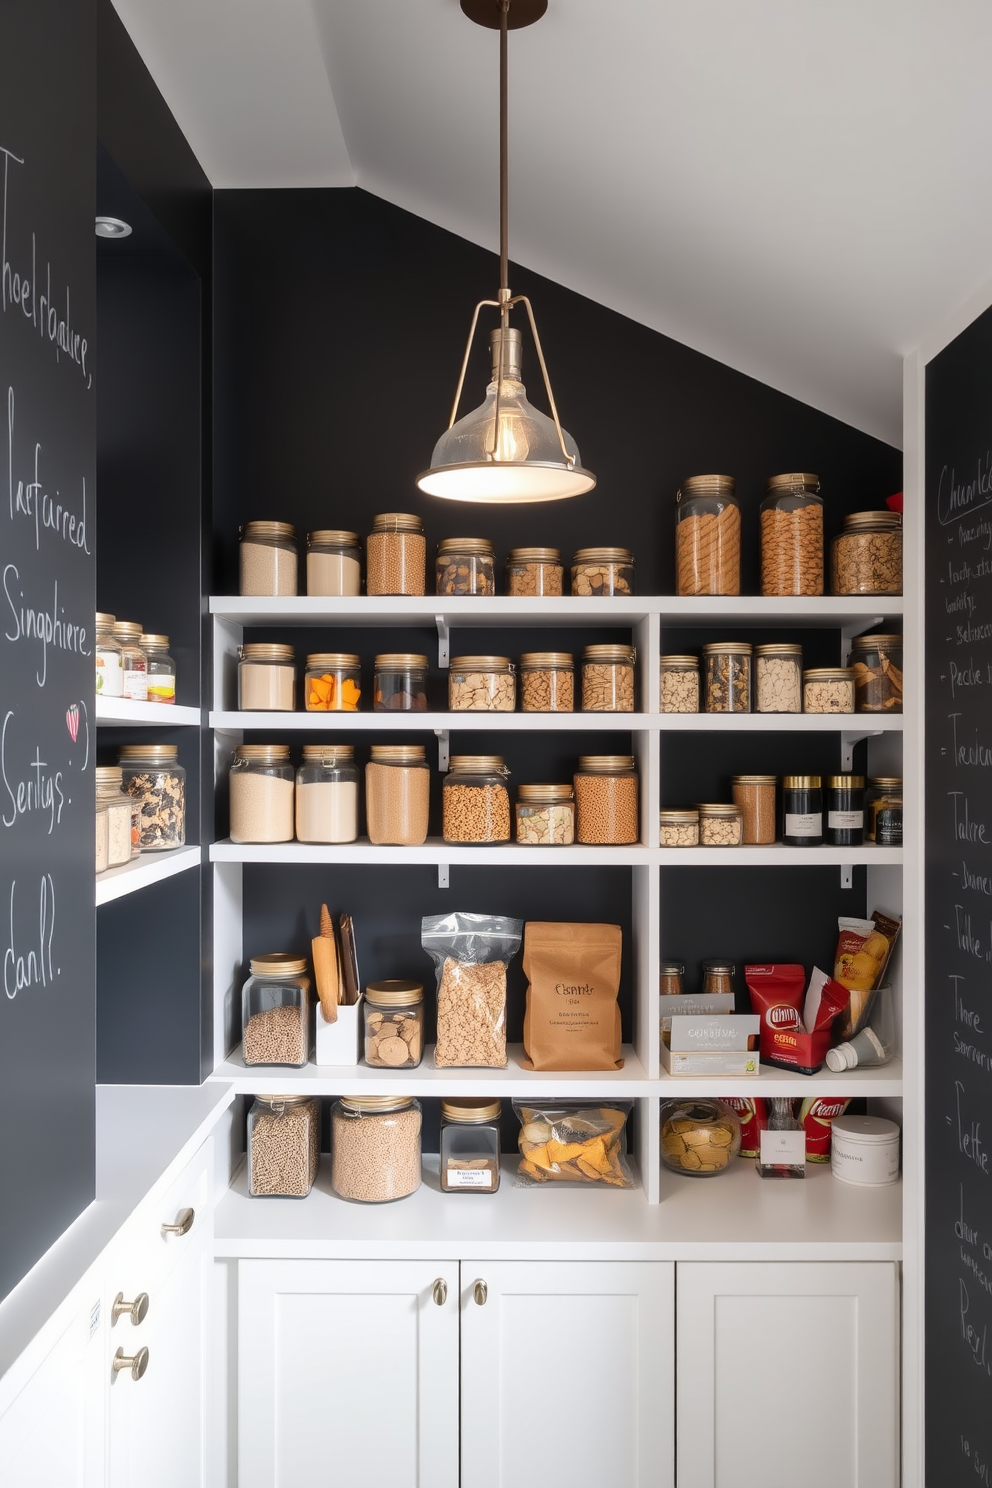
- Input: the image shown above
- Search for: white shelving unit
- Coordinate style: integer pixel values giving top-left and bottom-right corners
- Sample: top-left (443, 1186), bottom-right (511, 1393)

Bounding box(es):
top-left (95, 846), bottom-right (202, 906)
top-left (95, 697), bottom-right (201, 727)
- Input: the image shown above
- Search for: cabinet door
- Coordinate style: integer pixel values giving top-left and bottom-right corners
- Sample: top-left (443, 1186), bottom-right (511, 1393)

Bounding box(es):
top-left (460, 1260), bottom-right (674, 1488)
top-left (237, 1259), bottom-right (459, 1488)
top-left (676, 1261), bottom-right (899, 1488)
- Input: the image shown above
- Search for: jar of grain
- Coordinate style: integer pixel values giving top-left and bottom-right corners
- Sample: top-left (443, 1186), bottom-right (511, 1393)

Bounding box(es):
top-left (574, 755), bottom-right (639, 844)
top-left (659, 808), bottom-right (699, 846)
top-left (519, 652), bottom-right (574, 712)
top-left (95, 612), bottom-right (124, 698)
top-left (697, 803), bottom-right (743, 846)
top-left (238, 643), bottom-right (295, 711)
top-left (581, 644), bottom-right (636, 712)
top-left (364, 981), bottom-right (424, 1069)
top-left (304, 652), bottom-right (361, 712)
top-left (782, 775), bottom-right (823, 846)
top-left (239, 520), bottom-right (298, 596)
top-left (247, 1095), bottom-right (320, 1198)
top-left (831, 511), bottom-right (902, 595)
top-left (306, 529), bottom-right (361, 597)
top-left (515, 784), bottom-right (575, 845)
top-left (95, 766), bottom-right (134, 868)
top-left (848, 633), bottom-right (903, 713)
top-left (825, 774), bottom-right (865, 846)
top-left (448, 656), bottom-right (516, 712)
top-left (442, 756), bottom-right (511, 844)
top-left (366, 513), bottom-right (426, 596)
top-left (659, 961), bottom-right (685, 995)
top-left (701, 961), bottom-right (735, 995)
top-left (365, 744), bottom-right (430, 846)
top-left (331, 1095), bottom-right (422, 1203)
top-left (295, 745), bottom-right (358, 844)
top-left (702, 642), bottom-right (752, 712)
top-left (661, 1099), bottom-right (741, 1177)
top-left (731, 775), bottom-right (776, 844)
top-left (760, 473), bottom-right (823, 596)
top-left (440, 1099), bottom-right (501, 1193)
top-left (570, 546), bottom-right (635, 596)
top-left (139, 633), bottom-right (176, 705)
top-left (675, 476), bottom-right (741, 596)
top-left (241, 954), bottom-right (311, 1067)
top-left (374, 653), bottom-right (429, 712)
top-left (754, 644), bottom-right (802, 713)
top-left (436, 537), bottom-right (496, 596)
top-left (803, 667), bottom-right (855, 714)
top-left (230, 749), bottom-right (294, 845)
top-left (505, 547), bottom-right (564, 596)
top-left (95, 799), bottom-right (108, 874)
top-left (118, 745), bottom-right (185, 850)
top-left (112, 621), bottom-right (148, 701)
top-left (865, 777), bottom-right (902, 845)
top-left (659, 655), bottom-right (699, 713)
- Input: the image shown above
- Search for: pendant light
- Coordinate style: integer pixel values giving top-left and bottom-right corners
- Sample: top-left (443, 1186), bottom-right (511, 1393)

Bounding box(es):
top-left (416, 0), bottom-right (595, 504)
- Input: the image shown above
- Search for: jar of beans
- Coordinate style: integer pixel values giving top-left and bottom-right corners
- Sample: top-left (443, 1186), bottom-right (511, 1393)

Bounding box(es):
top-left (238, 643), bottom-right (295, 711)
top-left (331, 1095), bottom-right (422, 1203)
top-left (581, 644), bottom-right (636, 712)
top-left (659, 808), bottom-right (699, 846)
top-left (365, 744), bottom-right (430, 846)
top-left (574, 755), bottom-right (639, 844)
top-left (440, 1099), bottom-right (501, 1194)
top-left (366, 513), bottom-right (426, 596)
top-left (754, 643), bottom-right (802, 713)
top-left (304, 653), bottom-right (361, 712)
top-left (442, 756), bottom-right (511, 844)
top-left (570, 547), bottom-right (635, 597)
top-left (119, 744), bottom-right (185, 850)
top-left (865, 777), bottom-right (902, 845)
top-left (803, 667), bottom-right (855, 714)
top-left (697, 803), bottom-right (743, 846)
top-left (140, 633), bottom-right (176, 705)
top-left (515, 784), bottom-right (575, 845)
top-left (731, 775), bottom-right (777, 844)
top-left (296, 745), bottom-right (358, 844)
top-left (675, 475), bottom-right (741, 596)
top-left (659, 655), bottom-right (699, 713)
top-left (364, 981), bottom-right (424, 1068)
top-left (239, 520), bottom-right (298, 596)
top-left (374, 653), bottom-right (428, 712)
top-left (848, 634), bottom-right (903, 713)
top-left (759, 473), bottom-right (823, 596)
top-left (436, 537), bottom-right (495, 596)
top-left (241, 954), bottom-right (311, 1067)
top-left (247, 1095), bottom-right (320, 1199)
top-left (825, 774), bottom-right (865, 846)
top-left (519, 652), bottom-right (574, 712)
top-left (831, 511), bottom-right (902, 596)
top-left (230, 744), bottom-right (295, 844)
top-left (505, 546), bottom-right (564, 596)
top-left (306, 529), bottom-right (361, 597)
top-left (702, 642), bottom-right (752, 712)
top-left (448, 656), bottom-right (516, 712)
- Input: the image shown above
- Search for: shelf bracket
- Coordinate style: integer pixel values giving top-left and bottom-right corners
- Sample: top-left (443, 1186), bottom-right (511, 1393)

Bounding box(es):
top-left (435, 615), bottom-right (450, 668)
top-left (840, 728), bottom-right (882, 771)
top-left (438, 863), bottom-right (450, 889)
top-left (840, 863), bottom-right (854, 889)
top-left (840, 616), bottom-right (883, 664)
top-left (435, 728), bottom-right (450, 772)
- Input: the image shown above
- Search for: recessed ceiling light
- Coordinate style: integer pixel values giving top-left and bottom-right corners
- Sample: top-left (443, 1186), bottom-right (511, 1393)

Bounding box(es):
top-left (95, 216), bottom-right (132, 239)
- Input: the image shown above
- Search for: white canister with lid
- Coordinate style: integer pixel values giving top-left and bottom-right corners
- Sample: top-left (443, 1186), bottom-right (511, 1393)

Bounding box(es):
top-left (830, 1114), bottom-right (900, 1186)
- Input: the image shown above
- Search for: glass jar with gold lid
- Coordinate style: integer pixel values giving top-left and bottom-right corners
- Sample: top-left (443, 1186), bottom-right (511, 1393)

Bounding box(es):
top-left (675, 475), bottom-right (740, 596)
top-left (659, 808), bottom-right (699, 846)
top-left (239, 520), bottom-right (298, 596)
top-left (331, 1095), bottom-right (422, 1203)
top-left (366, 744), bottom-right (430, 846)
top-left (659, 655), bottom-right (699, 713)
top-left (304, 652), bottom-right (361, 712)
top-left (865, 777), bottom-right (902, 845)
top-left (367, 513), bottom-right (426, 597)
top-left (442, 755), bottom-right (511, 843)
top-left (238, 643), bottom-right (295, 711)
top-left (230, 744), bottom-right (295, 844)
top-left (436, 537), bottom-right (495, 596)
top-left (571, 546), bottom-right (634, 596)
top-left (697, 803), bottom-right (743, 846)
top-left (364, 980), bottom-right (424, 1069)
top-left (95, 766), bottom-right (133, 868)
top-left (448, 656), bottom-right (516, 712)
top-left (306, 529), bottom-right (361, 596)
top-left (832, 511), bottom-right (902, 596)
top-left (581, 644), bottom-right (636, 712)
top-left (519, 652), bottom-right (574, 712)
top-left (505, 547), bottom-right (564, 596)
top-left (140, 633), bottom-right (176, 705)
top-left (515, 784), bottom-right (575, 845)
top-left (440, 1099), bottom-right (501, 1193)
top-left (374, 653), bottom-right (429, 712)
top-left (247, 1095), bottom-right (320, 1198)
top-left (118, 744), bottom-right (185, 850)
top-left (574, 755), bottom-right (639, 844)
top-left (759, 472), bottom-right (823, 597)
top-left (241, 954), bottom-right (311, 1068)
top-left (112, 621), bottom-right (148, 701)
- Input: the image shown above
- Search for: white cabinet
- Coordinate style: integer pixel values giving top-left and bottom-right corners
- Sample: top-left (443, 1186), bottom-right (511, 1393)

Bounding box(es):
top-left (675, 1261), bottom-right (899, 1488)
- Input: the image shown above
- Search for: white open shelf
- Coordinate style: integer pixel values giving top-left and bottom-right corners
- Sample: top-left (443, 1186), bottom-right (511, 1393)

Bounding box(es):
top-left (211, 708), bottom-right (904, 734)
top-left (95, 845), bottom-right (202, 905)
top-left (96, 697), bottom-right (201, 726)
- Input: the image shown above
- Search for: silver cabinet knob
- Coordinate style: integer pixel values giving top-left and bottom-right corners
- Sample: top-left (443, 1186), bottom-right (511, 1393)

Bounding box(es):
top-left (474, 1279), bottom-right (488, 1306)
top-left (432, 1278), bottom-right (448, 1307)
top-left (112, 1292), bottom-right (149, 1327)
top-left (112, 1347), bottom-right (149, 1382)
top-left (161, 1206), bottom-right (194, 1237)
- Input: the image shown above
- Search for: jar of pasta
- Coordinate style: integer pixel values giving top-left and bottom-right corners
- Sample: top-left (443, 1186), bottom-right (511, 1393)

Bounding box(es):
top-left (238, 643), bottom-right (295, 711)
top-left (697, 803), bottom-right (743, 846)
top-left (831, 511), bottom-right (902, 596)
top-left (759, 473), bottom-right (823, 596)
top-left (754, 643), bottom-right (803, 713)
top-left (702, 642), bottom-right (752, 712)
top-left (239, 521), bottom-right (298, 596)
top-left (570, 547), bottom-right (634, 596)
top-left (331, 1096), bottom-right (422, 1203)
top-left (803, 667), bottom-right (855, 714)
top-left (505, 547), bottom-right (563, 596)
top-left (519, 652), bottom-right (574, 712)
top-left (848, 634), bottom-right (903, 713)
top-left (659, 655), bottom-right (699, 713)
top-left (442, 756), bottom-right (511, 844)
top-left (304, 653), bottom-right (361, 712)
top-left (436, 538), bottom-right (495, 596)
top-left (448, 656), bottom-right (516, 712)
top-left (581, 644), bottom-right (635, 712)
top-left (366, 513), bottom-right (426, 596)
top-left (659, 808), bottom-right (699, 846)
top-left (574, 756), bottom-right (639, 844)
top-left (515, 784), bottom-right (575, 845)
top-left (230, 744), bottom-right (295, 844)
top-left (675, 476), bottom-right (740, 596)
top-left (365, 745), bottom-right (430, 846)
top-left (306, 530), bottom-right (361, 596)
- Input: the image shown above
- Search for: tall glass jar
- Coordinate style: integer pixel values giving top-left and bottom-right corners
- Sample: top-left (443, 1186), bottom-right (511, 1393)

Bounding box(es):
top-left (229, 744), bottom-right (295, 844)
top-left (505, 547), bottom-right (563, 596)
top-left (574, 755), bottom-right (639, 844)
top-left (306, 530), bottom-right (361, 597)
top-left (515, 784), bottom-right (575, 845)
top-left (139, 633), bottom-right (176, 705)
top-left (238, 643), bottom-right (295, 711)
top-left (242, 954), bottom-right (311, 1067)
top-left (831, 511), bottom-right (902, 596)
top-left (95, 766), bottom-right (134, 868)
top-left (119, 745), bottom-right (185, 850)
top-left (366, 513), bottom-right (426, 597)
top-left (519, 652), bottom-right (574, 712)
top-left (112, 621), bottom-right (148, 701)
top-left (247, 1095), bottom-right (320, 1198)
top-left (442, 756), bottom-right (511, 843)
top-left (436, 538), bottom-right (495, 596)
top-left (95, 612), bottom-right (124, 698)
top-left (239, 520), bottom-right (298, 596)
top-left (782, 775), bottom-right (823, 846)
top-left (304, 653), bottom-right (361, 712)
top-left (659, 655), bottom-right (699, 713)
top-left (848, 634), bottom-right (903, 713)
top-left (581, 644), bottom-right (636, 712)
top-left (731, 775), bottom-right (777, 845)
top-left (760, 472), bottom-right (823, 596)
top-left (702, 642), bottom-right (752, 712)
top-left (364, 981), bottom-right (424, 1068)
top-left (865, 777), bottom-right (902, 845)
top-left (675, 476), bottom-right (740, 596)
top-left (448, 656), bottom-right (516, 712)
top-left (754, 644), bottom-right (802, 713)
top-left (374, 653), bottom-right (429, 712)
top-left (440, 1099), bottom-right (501, 1193)
top-left (366, 744), bottom-right (430, 846)
top-left (571, 546), bottom-right (634, 596)
top-left (331, 1095), bottom-right (422, 1203)
top-left (296, 744), bottom-right (358, 844)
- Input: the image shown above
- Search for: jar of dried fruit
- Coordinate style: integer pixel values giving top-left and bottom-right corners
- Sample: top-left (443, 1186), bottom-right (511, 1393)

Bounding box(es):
top-left (241, 954), bottom-right (311, 1068)
top-left (581, 644), bottom-right (636, 712)
top-left (436, 537), bottom-right (495, 596)
top-left (374, 653), bottom-right (429, 712)
top-left (573, 755), bottom-right (639, 844)
top-left (518, 652), bottom-right (574, 712)
top-left (754, 643), bottom-right (803, 713)
top-left (848, 633), bottom-right (903, 713)
top-left (366, 513), bottom-right (426, 597)
top-left (515, 784), bottom-right (575, 845)
top-left (570, 546), bottom-right (635, 596)
top-left (442, 756), bottom-right (511, 843)
top-left (238, 643), bottom-right (296, 711)
top-left (831, 511), bottom-right (902, 596)
top-left (659, 655), bottom-right (699, 713)
top-left (306, 529), bottom-right (362, 597)
top-left (364, 981), bottom-right (424, 1069)
top-left (304, 652), bottom-right (362, 712)
top-left (365, 745), bottom-right (430, 846)
top-left (675, 475), bottom-right (741, 596)
top-left (505, 546), bottom-right (563, 596)
top-left (702, 642), bottom-right (752, 713)
top-left (448, 656), bottom-right (516, 712)
top-left (247, 1095), bottom-right (320, 1199)
top-left (440, 1099), bottom-right (501, 1194)
top-left (331, 1095), bottom-right (422, 1203)
top-left (118, 744), bottom-right (185, 850)
top-left (759, 472), bottom-right (823, 596)
top-left (239, 520), bottom-right (298, 596)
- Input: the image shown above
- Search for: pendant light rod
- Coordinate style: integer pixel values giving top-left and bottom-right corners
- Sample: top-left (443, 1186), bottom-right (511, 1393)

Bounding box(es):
top-left (499, 0), bottom-right (509, 311)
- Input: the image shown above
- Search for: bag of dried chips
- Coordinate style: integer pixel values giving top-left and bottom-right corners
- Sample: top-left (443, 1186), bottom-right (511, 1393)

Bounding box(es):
top-left (512, 1100), bottom-right (635, 1187)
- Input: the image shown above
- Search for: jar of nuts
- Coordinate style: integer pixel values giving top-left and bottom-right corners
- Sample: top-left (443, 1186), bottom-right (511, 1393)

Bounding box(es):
top-left (373, 653), bottom-right (429, 712)
top-left (239, 520), bottom-right (298, 596)
top-left (803, 666), bottom-right (855, 714)
top-left (581, 644), bottom-right (636, 712)
top-left (515, 784), bottom-right (575, 845)
top-left (848, 633), bottom-right (903, 713)
top-left (659, 808), bottom-right (699, 846)
top-left (238, 643), bottom-right (295, 711)
top-left (759, 472), bottom-right (823, 596)
top-left (440, 1099), bottom-right (501, 1193)
top-left (442, 756), bottom-right (512, 843)
top-left (570, 546), bottom-right (634, 596)
top-left (119, 744), bottom-right (185, 850)
top-left (518, 652), bottom-right (574, 712)
top-left (247, 1095), bottom-right (320, 1199)
top-left (754, 643), bottom-right (803, 713)
top-left (702, 641), bottom-right (752, 712)
top-left (365, 744), bottom-right (430, 846)
top-left (363, 981), bottom-right (424, 1068)
top-left (574, 755), bottom-right (639, 844)
top-left (241, 954), bottom-right (311, 1068)
top-left (305, 653), bottom-right (362, 712)
top-left (331, 1095), bottom-right (422, 1203)
top-left (731, 775), bottom-right (776, 844)
top-left (436, 537), bottom-right (495, 596)
top-left (448, 655), bottom-right (516, 712)
top-left (230, 744), bottom-right (295, 844)
top-left (696, 803), bottom-right (743, 846)
top-left (366, 513), bottom-right (426, 597)
top-left (659, 655), bottom-right (699, 713)
top-left (831, 511), bottom-right (902, 596)
top-left (505, 546), bottom-right (564, 596)
top-left (661, 1099), bottom-right (741, 1177)
top-left (675, 475), bottom-right (741, 596)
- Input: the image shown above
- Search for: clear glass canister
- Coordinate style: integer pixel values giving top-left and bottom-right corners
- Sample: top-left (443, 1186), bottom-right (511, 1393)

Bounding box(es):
top-left (659, 808), bottom-right (699, 846)
top-left (95, 612), bottom-right (124, 698)
top-left (95, 799), bottom-right (108, 875)
top-left (305, 652), bottom-right (361, 712)
top-left (442, 755), bottom-right (511, 843)
top-left (581, 644), bottom-right (636, 712)
top-left (331, 1095), bottom-right (422, 1203)
top-left (782, 775), bottom-right (823, 846)
top-left (95, 766), bottom-right (134, 868)
top-left (364, 981), bottom-right (424, 1068)
top-left (731, 775), bottom-right (777, 845)
top-left (849, 634), bottom-right (903, 713)
top-left (697, 803), bottom-right (743, 846)
top-left (436, 537), bottom-right (496, 596)
top-left (515, 784), bottom-right (575, 845)
top-left (112, 621), bottom-right (148, 702)
top-left (239, 520), bottom-right (298, 596)
top-left (505, 547), bottom-right (563, 596)
top-left (865, 777), bottom-right (903, 845)
top-left (675, 475), bottom-right (741, 596)
top-left (365, 744), bottom-right (430, 846)
top-left (661, 1099), bottom-right (741, 1177)
top-left (440, 1099), bottom-right (501, 1193)
top-left (306, 529), bottom-right (361, 597)
top-left (702, 960), bottom-right (735, 995)
top-left (139, 633), bottom-right (176, 705)
top-left (571, 546), bottom-right (634, 596)
top-left (832, 511), bottom-right (902, 596)
top-left (760, 472), bottom-right (823, 597)
top-left (659, 655), bottom-right (699, 713)
top-left (574, 755), bottom-right (639, 844)
top-left (366, 513), bottom-right (426, 597)
top-left (519, 652), bottom-right (574, 712)
top-left (247, 1095), bottom-right (320, 1198)
top-left (754, 644), bottom-right (802, 713)
top-left (660, 961), bottom-right (686, 996)
top-left (229, 744), bottom-right (295, 844)
top-left (702, 642), bottom-right (752, 712)
top-left (241, 954), bottom-right (311, 1067)
top-left (238, 643), bottom-right (295, 711)
top-left (825, 773), bottom-right (865, 847)
top-left (296, 745), bottom-right (359, 844)
top-left (448, 655), bottom-right (516, 712)
top-left (803, 667), bottom-right (855, 714)
top-left (118, 744), bottom-right (185, 850)
top-left (374, 653), bottom-right (429, 712)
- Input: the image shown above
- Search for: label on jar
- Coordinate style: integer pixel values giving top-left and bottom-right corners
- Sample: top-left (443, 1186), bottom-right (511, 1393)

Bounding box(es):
top-left (828, 809), bottom-right (863, 829)
top-left (122, 668), bottom-right (148, 702)
top-left (445, 1165), bottom-right (495, 1188)
top-left (876, 808), bottom-right (902, 846)
top-left (95, 650), bottom-right (123, 697)
top-left (785, 812), bottom-right (821, 837)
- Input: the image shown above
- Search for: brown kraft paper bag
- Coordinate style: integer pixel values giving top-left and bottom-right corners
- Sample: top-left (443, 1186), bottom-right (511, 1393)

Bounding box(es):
top-left (521, 922), bottom-right (624, 1071)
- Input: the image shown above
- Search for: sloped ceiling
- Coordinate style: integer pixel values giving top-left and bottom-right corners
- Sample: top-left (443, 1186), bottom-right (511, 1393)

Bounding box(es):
top-left (109, 0), bottom-right (992, 447)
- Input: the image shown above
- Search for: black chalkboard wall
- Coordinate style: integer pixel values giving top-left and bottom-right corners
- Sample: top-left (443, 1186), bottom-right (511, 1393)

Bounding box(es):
top-left (0, 0), bottom-right (97, 1299)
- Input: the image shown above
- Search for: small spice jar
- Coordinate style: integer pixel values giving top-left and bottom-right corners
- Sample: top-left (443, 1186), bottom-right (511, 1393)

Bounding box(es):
top-left (702, 642), bottom-right (752, 713)
top-left (440, 1099), bottom-right (501, 1193)
top-left (675, 475), bottom-right (741, 596)
top-left (866, 777), bottom-right (902, 845)
top-left (304, 652), bottom-right (361, 712)
top-left (95, 612), bottom-right (124, 698)
top-left (238, 643), bottom-right (295, 712)
top-left (448, 656), bottom-right (516, 712)
top-left (365, 745), bottom-right (430, 846)
top-left (701, 960), bottom-right (735, 995)
top-left (849, 634), bottom-right (903, 713)
top-left (112, 621), bottom-right (148, 702)
top-left (697, 803), bottom-right (743, 846)
top-left (505, 546), bottom-right (563, 596)
top-left (825, 774), bottom-right (866, 846)
top-left (782, 775), bottom-right (823, 846)
top-left (519, 653), bottom-right (574, 712)
top-left (436, 537), bottom-right (495, 596)
top-left (831, 511), bottom-right (902, 596)
top-left (581, 644), bottom-right (636, 712)
top-left (759, 472), bottom-right (823, 597)
top-left (241, 954), bottom-right (311, 1067)
top-left (331, 1095), bottom-right (422, 1203)
top-left (802, 667), bottom-right (855, 714)
top-left (659, 961), bottom-right (686, 996)
top-left (119, 744), bottom-right (185, 850)
top-left (364, 981), bottom-right (424, 1069)
top-left (230, 745), bottom-right (295, 844)
top-left (659, 655), bottom-right (699, 713)
top-left (659, 809), bottom-right (699, 846)
top-left (731, 775), bottom-right (777, 845)
top-left (296, 745), bottom-right (358, 844)
top-left (515, 784), bottom-right (575, 845)
top-left (306, 529), bottom-right (361, 597)
top-left (95, 766), bottom-right (133, 868)
top-left (366, 513), bottom-right (426, 597)
top-left (140, 633), bottom-right (176, 705)
top-left (570, 546), bottom-right (635, 596)
top-left (754, 644), bottom-right (803, 714)
top-left (574, 755), bottom-right (639, 844)
top-left (661, 1099), bottom-right (741, 1177)
top-left (239, 520), bottom-right (298, 596)
top-left (374, 653), bottom-right (429, 712)
top-left (443, 755), bottom-right (511, 843)
top-left (247, 1095), bottom-right (320, 1199)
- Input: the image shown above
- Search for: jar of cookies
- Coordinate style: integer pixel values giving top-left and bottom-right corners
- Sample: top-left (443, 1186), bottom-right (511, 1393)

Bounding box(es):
top-left (505, 547), bottom-right (564, 596)
top-left (759, 473), bottom-right (823, 596)
top-left (448, 656), bottom-right (516, 712)
top-left (831, 511), bottom-right (902, 596)
top-left (363, 981), bottom-right (424, 1069)
top-left (661, 1099), bottom-right (741, 1177)
top-left (366, 513), bottom-right (426, 597)
top-left (659, 655), bottom-right (699, 713)
top-left (675, 475), bottom-right (740, 596)
top-left (570, 547), bottom-right (634, 596)
top-left (519, 652), bottom-right (574, 712)
top-left (581, 644), bottom-right (635, 712)
top-left (803, 667), bottom-right (855, 714)
top-left (436, 538), bottom-right (495, 596)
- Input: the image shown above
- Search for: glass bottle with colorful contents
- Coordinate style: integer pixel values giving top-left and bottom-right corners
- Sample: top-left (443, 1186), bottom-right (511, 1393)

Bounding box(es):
top-left (304, 653), bottom-right (361, 711)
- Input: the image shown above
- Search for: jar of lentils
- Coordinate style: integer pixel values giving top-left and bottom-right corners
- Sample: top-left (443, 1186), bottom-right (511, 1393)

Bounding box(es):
top-left (759, 472), bottom-right (823, 596)
top-left (365, 744), bottom-right (430, 846)
top-left (442, 756), bottom-right (511, 844)
top-left (754, 643), bottom-right (803, 713)
top-left (448, 656), bottom-right (516, 712)
top-left (247, 1095), bottom-right (320, 1199)
top-left (373, 653), bottom-right (428, 712)
top-left (574, 755), bottom-right (639, 844)
top-left (659, 808), bottom-right (699, 846)
top-left (331, 1095), bottom-right (422, 1203)
top-left (849, 634), bottom-right (903, 713)
top-left (703, 642), bottom-right (752, 713)
top-left (238, 643), bottom-right (295, 711)
top-left (675, 475), bottom-right (741, 596)
top-left (366, 513), bottom-right (426, 597)
top-left (831, 511), bottom-right (902, 596)
top-left (731, 775), bottom-right (777, 844)
top-left (304, 652), bottom-right (361, 712)
top-left (306, 529), bottom-right (361, 597)
top-left (515, 784), bottom-right (575, 845)
top-left (519, 652), bottom-right (574, 712)
top-left (659, 655), bottom-right (699, 713)
top-left (803, 667), bottom-right (855, 714)
top-left (119, 744), bottom-right (185, 850)
top-left (505, 546), bottom-right (564, 596)
top-left (697, 803), bottom-right (743, 846)
top-left (571, 547), bottom-right (634, 596)
top-left (581, 644), bottom-right (635, 712)
top-left (436, 537), bottom-right (495, 596)
top-left (239, 520), bottom-right (298, 596)
top-left (241, 954), bottom-right (310, 1067)
top-left (229, 744), bottom-right (295, 844)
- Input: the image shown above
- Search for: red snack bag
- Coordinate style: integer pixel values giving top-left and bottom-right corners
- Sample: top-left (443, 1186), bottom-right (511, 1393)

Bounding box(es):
top-left (724, 1096), bottom-right (768, 1158)
top-left (799, 1096), bottom-right (851, 1162)
top-left (745, 964), bottom-right (848, 1075)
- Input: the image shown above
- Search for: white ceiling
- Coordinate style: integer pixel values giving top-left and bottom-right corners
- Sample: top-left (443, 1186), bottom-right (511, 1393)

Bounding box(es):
top-left (110, 0), bottom-right (992, 447)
